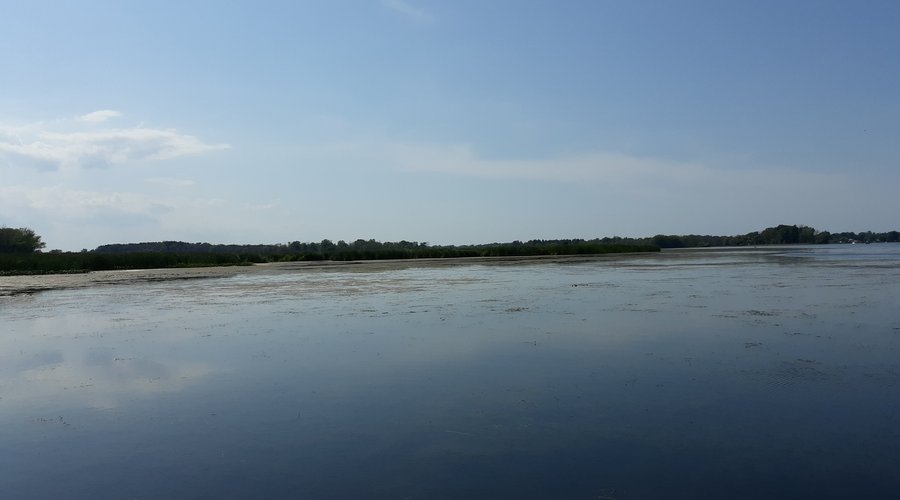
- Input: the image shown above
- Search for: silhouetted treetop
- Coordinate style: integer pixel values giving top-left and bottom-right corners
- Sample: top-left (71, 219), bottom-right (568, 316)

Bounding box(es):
top-left (0, 227), bottom-right (46, 253)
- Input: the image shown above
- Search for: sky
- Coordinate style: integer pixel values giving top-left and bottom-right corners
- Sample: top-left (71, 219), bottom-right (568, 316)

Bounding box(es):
top-left (1, 0), bottom-right (898, 250)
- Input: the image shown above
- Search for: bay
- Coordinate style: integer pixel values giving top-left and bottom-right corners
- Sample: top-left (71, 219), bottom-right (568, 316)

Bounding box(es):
top-left (2, 245), bottom-right (899, 499)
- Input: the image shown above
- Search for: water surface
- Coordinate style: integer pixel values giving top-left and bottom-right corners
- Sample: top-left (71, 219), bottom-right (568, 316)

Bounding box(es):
top-left (2, 246), bottom-right (899, 498)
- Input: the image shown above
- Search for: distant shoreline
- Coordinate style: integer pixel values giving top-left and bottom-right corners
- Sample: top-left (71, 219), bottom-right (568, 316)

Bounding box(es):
top-left (0, 252), bottom-right (663, 296)
top-left (0, 242), bottom-right (659, 277)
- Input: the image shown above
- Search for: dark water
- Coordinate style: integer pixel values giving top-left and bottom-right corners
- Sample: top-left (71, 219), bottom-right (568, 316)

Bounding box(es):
top-left (2, 245), bottom-right (900, 499)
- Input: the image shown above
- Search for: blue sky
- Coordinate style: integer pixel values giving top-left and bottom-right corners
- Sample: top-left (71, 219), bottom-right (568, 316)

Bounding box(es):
top-left (1, 0), bottom-right (898, 250)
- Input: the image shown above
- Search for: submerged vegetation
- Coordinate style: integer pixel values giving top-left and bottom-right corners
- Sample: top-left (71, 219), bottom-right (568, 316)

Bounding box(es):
top-left (2, 224), bottom-right (899, 275)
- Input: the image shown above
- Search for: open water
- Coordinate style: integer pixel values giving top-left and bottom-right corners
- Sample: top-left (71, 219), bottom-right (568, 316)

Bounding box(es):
top-left (2, 245), bottom-right (900, 499)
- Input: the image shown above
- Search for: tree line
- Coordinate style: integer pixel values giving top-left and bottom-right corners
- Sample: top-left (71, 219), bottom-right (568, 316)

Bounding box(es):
top-left (3, 224), bottom-right (900, 275)
top-left (639, 225), bottom-right (900, 248)
top-left (1, 227), bottom-right (658, 275)
top-left (96, 238), bottom-right (658, 261)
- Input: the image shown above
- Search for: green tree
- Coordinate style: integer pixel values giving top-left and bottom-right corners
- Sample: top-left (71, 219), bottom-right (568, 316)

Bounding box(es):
top-left (814, 231), bottom-right (832, 244)
top-left (759, 224), bottom-right (801, 244)
top-left (799, 225), bottom-right (816, 244)
top-left (0, 227), bottom-right (46, 253)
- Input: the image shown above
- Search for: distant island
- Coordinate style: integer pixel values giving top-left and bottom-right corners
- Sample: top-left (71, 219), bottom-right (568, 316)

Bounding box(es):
top-left (2, 224), bottom-right (898, 275)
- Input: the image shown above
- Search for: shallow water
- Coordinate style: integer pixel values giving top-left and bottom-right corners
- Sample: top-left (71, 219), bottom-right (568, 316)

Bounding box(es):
top-left (2, 245), bottom-right (900, 499)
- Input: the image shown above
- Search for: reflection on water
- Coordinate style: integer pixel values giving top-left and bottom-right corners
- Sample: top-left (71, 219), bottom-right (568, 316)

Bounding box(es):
top-left (2, 245), bottom-right (900, 499)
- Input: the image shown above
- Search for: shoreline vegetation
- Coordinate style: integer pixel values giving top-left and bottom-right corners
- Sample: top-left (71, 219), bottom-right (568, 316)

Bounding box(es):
top-left (2, 224), bottom-right (899, 276)
top-left (1, 240), bottom-right (657, 276)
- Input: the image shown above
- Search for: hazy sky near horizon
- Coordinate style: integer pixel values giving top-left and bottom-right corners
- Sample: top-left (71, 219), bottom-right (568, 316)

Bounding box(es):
top-left (2, 0), bottom-right (898, 250)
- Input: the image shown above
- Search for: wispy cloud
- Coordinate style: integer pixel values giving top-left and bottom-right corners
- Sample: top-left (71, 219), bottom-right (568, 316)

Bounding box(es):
top-left (242, 201), bottom-right (279, 211)
top-left (144, 177), bottom-right (198, 188)
top-left (78, 109), bottom-right (122, 123)
top-left (0, 113), bottom-right (230, 170)
top-left (350, 141), bottom-right (847, 194)
top-left (382, 0), bottom-right (432, 21)
top-left (300, 138), bottom-right (880, 233)
top-left (0, 184), bottom-right (170, 216)
top-left (0, 182), bottom-right (292, 249)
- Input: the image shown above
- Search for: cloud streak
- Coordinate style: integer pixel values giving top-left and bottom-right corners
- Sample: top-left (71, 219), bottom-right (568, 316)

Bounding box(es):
top-left (144, 177), bottom-right (198, 188)
top-left (319, 139), bottom-right (849, 192)
top-left (299, 138), bottom-right (888, 235)
top-left (0, 113), bottom-right (230, 170)
top-left (0, 182), bottom-right (290, 250)
top-left (78, 109), bottom-right (122, 123)
top-left (0, 184), bottom-right (170, 217)
top-left (382, 0), bottom-right (432, 21)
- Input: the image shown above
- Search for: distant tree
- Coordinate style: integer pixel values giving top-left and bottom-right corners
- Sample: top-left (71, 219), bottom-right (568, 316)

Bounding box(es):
top-left (814, 231), bottom-right (832, 244)
top-left (0, 227), bottom-right (46, 253)
top-left (798, 226), bottom-right (816, 244)
top-left (651, 235), bottom-right (685, 248)
top-left (759, 224), bottom-right (801, 244)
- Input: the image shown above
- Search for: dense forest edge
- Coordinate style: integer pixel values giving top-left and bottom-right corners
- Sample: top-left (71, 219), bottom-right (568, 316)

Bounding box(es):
top-left (2, 224), bottom-right (899, 275)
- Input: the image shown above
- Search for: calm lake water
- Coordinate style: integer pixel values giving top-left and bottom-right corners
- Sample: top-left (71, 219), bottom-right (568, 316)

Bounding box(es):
top-left (2, 245), bottom-right (900, 499)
